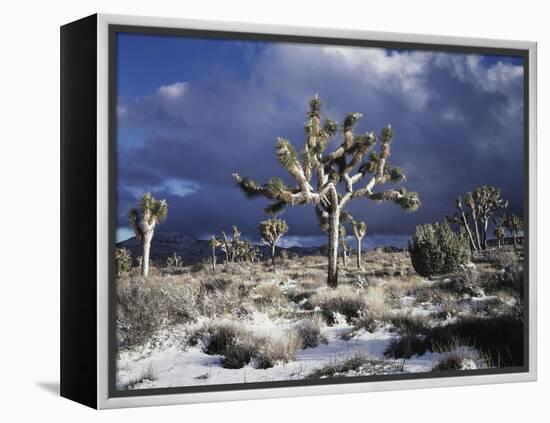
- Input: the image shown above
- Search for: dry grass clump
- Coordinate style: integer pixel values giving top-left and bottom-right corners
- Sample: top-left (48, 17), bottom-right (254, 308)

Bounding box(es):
top-left (307, 353), bottom-right (403, 379)
top-left (253, 332), bottom-right (301, 369)
top-left (351, 285), bottom-right (393, 333)
top-left (117, 276), bottom-right (199, 349)
top-left (449, 266), bottom-right (484, 297)
top-left (120, 362), bottom-right (157, 390)
top-left (251, 283), bottom-right (285, 307)
top-left (309, 286), bottom-right (368, 324)
top-left (117, 272), bottom-right (257, 350)
top-left (188, 320), bottom-right (300, 369)
top-left (482, 261), bottom-right (524, 299)
top-left (294, 316), bottom-right (327, 348)
top-left (431, 338), bottom-right (490, 371)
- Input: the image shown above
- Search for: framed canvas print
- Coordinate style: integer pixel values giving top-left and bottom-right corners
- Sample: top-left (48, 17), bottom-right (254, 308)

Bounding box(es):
top-left (60, 13), bottom-right (537, 409)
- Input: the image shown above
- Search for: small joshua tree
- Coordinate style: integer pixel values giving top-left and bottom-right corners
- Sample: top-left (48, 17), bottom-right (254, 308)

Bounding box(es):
top-left (259, 218), bottom-right (289, 265)
top-left (128, 193), bottom-right (168, 277)
top-left (234, 95), bottom-right (420, 287)
top-left (493, 225), bottom-right (505, 249)
top-left (219, 226), bottom-right (257, 263)
top-left (352, 221), bottom-right (367, 269)
top-left (220, 226), bottom-right (241, 264)
top-left (166, 252), bottom-right (182, 269)
top-left (115, 247), bottom-right (132, 276)
top-left (452, 187), bottom-right (507, 251)
top-left (504, 214), bottom-right (523, 249)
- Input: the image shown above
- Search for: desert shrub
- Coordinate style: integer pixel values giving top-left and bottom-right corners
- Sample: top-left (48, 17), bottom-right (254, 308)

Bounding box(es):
top-left (352, 309), bottom-right (380, 333)
top-left (253, 332), bottom-right (301, 369)
top-left (189, 320), bottom-right (299, 369)
top-left (117, 280), bottom-right (174, 349)
top-left (409, 222), bottom-right (470, 277)
top-left (222, 338), bottom-right (258, 369)
top-left (117, 276), bottom-right (200, 349)
top-left (450, 266), bottom-right (484, 297)
top-left (252, 283), bottom-right (284, 306)
top-left (351, 287), bottom-right (393, 333)
top-left (310, 286), bottom-right (367, 324)
top-left (294, 317), bottom-right (327, 348)
top-left (115, 247), bottom-right (132, 276)
top-left (388, 313), bottom-right (433, 335)
top-left (202, 277), bottom-right (233, 292)
top-left (483, 262), bottom-right (524, 298)
top-left (385, 314), bottom-right (523, 366)
top-left (191, 259), bottom-right (210, 273)
top-left (474, 249), bottom-right (517, 268)
top-left (438, 294), bottom-right (462, 317)
top-left (202, 323), bottom-right (244, 355)
top-left (385, 334), bottom-right (431, 359)
top-left (431, 338), bottom-right (490, 371)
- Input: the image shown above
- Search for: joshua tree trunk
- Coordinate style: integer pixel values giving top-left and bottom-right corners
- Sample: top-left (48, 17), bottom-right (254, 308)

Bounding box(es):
top-left (142, 230), bottom-right (153, 277)
top-left (462, 213), bottom-right (477, 252)
top-left (211, 244), bottom-right (216, 272)
top-left (498, 239), bottom-right (501, 249)
top-left (472, 218), bottom-right (482, 251)
top-left (271, 243), bottom-right (276, 266)
top-left (221, 231), bottom-right (230, 264)
top-left (327, 210), bottom-right (340, 288)
top-left (512, 231), bottom-right (517, 249)
top-left (481, 218), bottom-right (489, 250)
top-left (341, 239), bottom-right (347, 268)
top-left (356, 239), bottom-right (362, 269)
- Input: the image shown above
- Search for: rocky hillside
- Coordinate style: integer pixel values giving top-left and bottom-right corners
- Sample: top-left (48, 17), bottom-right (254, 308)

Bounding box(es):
top-left (117, 232), bottom-right (326, 264)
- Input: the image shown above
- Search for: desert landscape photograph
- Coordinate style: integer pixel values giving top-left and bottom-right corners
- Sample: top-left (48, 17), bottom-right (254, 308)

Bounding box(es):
top-left (112, 33), bottom-right (525, 391)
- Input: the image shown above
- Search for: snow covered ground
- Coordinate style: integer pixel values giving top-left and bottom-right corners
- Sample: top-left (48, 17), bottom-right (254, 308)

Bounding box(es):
top-left (115, 251), bottom-right (522, 391)
top-left (116, 309), bottom-right (483, 390)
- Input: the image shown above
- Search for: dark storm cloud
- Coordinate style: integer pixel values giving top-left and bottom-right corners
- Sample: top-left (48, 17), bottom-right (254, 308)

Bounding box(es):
top-left (116, 43), bottom-right (524, 244)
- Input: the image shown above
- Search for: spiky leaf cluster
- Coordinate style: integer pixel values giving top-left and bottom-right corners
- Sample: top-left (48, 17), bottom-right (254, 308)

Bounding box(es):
top-left (352, 221), bottom-right (367, 239)
top-left (504, 214), bottom-right (523, 232)
top-left (234, 95), bottom-right (419, 217)
top-left (259, 218), bottom-right (289, 246)
top-left (128, 192), bottom-right (168, 240)
top-left (276, 138), bottom-right (298, 172)
top-left (494, 225), bottom-right (505, 240)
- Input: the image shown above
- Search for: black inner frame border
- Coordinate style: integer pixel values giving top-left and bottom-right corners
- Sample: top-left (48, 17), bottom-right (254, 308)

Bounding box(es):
top-left (108, 23), bottom-right (531, 399)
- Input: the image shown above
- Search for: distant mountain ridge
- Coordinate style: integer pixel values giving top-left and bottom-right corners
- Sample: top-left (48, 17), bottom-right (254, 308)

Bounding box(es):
top-left (117, 231), bottom-right (326, 264)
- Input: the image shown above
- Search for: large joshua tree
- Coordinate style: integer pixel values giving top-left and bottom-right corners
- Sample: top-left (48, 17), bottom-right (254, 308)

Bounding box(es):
top-left (233, 95), bottom-right (420, 287)
top-left (452, 186), bottom-right (508, 251)
top-left (352, 221), bottom-right (367, 269)
top-left (259, 218), bottom-right (289, 266)
top-left (128, 193), bottom-right (168, 277)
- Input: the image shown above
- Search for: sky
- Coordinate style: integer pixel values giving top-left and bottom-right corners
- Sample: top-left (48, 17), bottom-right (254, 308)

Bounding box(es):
top-left (115, 32), bottom-right (525, 247)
